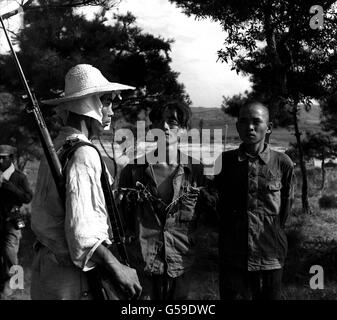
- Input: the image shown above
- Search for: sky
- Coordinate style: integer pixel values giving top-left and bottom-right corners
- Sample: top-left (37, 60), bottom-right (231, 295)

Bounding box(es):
top-left (106, 0), bottom-right (252, 108)
top-left (0, 0), bottom-right (252, 108)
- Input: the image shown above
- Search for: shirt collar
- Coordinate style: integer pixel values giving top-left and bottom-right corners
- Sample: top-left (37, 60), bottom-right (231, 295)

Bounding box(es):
top-left (237, 143), bottom-right (270, 164)
top-left (142, 148), bottom-right (192, 173)
top-left (1, 162), bottom-right (15, 181)
top-left (62, 126), bottom-right (90, 143)
top-left (54, 126), bottom-right (91, 149)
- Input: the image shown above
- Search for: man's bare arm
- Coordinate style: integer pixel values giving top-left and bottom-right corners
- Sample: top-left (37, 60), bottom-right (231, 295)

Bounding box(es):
top-left (91, 244), bottom-right (142, 299)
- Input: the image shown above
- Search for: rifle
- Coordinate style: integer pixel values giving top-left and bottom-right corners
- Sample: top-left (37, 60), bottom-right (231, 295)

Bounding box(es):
top-left (0, 12), bottom-right (64, 200)
top-left (0, 11), bottom-right (130, 300)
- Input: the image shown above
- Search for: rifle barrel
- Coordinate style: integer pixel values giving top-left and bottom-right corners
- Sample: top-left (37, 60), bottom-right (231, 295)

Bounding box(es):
top-left (0, 16), bottom-right (64, 199)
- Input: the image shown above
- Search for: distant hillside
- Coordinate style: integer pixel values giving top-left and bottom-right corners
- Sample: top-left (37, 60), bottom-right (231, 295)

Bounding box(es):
top-left (298, 103), bottom-right (321, 127)
top-left (190, 104), bottom-right (322, 148)
top-left (190, 107), bottom-right (231, 129)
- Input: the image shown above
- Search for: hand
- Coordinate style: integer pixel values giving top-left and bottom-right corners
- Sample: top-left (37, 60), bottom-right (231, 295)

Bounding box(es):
top-left (111, 262), bottom-right (142, 300)
top-left (91, 244), bottom-right (142, 300)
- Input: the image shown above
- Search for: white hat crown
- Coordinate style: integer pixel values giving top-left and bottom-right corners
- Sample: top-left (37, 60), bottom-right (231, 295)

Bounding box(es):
top-left (42, 64), bottom-right (135, 105)
top-left (64, 64), bottom-right (109, 96)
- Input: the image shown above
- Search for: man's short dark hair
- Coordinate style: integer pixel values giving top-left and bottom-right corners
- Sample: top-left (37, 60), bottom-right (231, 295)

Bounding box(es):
top-left (239, 100), bottom-right (270, 122)
top-left (149, 101), bottom-right (191, 129)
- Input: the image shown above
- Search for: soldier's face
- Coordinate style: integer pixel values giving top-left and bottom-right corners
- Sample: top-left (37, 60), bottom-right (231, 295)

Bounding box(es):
top-left (236, 104), bottom-right (271, 145)
top-left (88, 100), bottom-right (114, 139)
top-left (152, 108), bottom-right (183, 146)
top-left (102, 105), bottom-right (113, 130)
top-left (100, 94), bottom-right (115, 130)
top-left (0, 155), bottom-right (12, 172)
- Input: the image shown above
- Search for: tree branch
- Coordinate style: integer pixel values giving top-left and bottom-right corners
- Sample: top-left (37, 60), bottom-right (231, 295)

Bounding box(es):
top-left (263, 4), bottom-right (281, 67)
top-left (21, 0), bottom-right (119, 10)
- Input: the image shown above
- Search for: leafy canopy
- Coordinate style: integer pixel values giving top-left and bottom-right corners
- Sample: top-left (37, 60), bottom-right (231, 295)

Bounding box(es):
top-left (0, 1), bottom-right (190, 166)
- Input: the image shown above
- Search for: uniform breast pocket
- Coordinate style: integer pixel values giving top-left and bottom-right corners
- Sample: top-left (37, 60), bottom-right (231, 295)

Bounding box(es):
top-left (264, 180), bottom-right (282, 215)
top-left (178, 186), bottom-right (200, 222)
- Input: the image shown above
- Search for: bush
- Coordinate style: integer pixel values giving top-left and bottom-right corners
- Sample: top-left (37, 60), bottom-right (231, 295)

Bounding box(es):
top-left (318, 195), bottom-right (337, 209)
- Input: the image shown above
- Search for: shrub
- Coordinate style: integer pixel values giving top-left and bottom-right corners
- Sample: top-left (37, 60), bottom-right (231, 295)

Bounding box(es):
top-left (318, 195), bottom-right (337, 209)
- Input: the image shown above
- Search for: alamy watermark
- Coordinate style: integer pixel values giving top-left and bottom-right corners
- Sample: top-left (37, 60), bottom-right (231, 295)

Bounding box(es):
top-left (111, 121), bottom-right (226, 176)
top-left (309, 265), bottom-right (324, 290)
top-left (310, 5), bottom-right (324, 29)
top-left (8, 265), bottom-right (24, 290)
top-left (2, 263), bottom-right (330, 292)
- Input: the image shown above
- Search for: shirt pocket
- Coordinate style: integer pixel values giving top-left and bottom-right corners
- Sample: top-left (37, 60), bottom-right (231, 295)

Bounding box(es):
top-left (178, 186), bottom-right (200, 222)
top-left (263, 180), bottom-right (282, 215)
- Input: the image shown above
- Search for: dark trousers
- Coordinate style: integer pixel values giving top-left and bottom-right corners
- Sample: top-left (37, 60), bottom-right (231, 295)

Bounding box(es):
top-left (139, 272), bottom-right (191, 300)
top-left (0, 222), bottom-right (21, 289)
top-left (220, 267), bottom-right (283, 300)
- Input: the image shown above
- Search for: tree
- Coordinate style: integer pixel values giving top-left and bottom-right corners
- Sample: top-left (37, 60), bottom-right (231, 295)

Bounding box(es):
top-left (0, 2), bottom-right (190, 168)
top-left (287, 131), bottom-right (337, 190)
top-left (170, 0), bottom-right (337, 214)
top-left (221, 92), bottom-right (249, 119)
top-left (0, 90), bottom-right (42, 171)
top-left (302, 132), bottom-right (337, 191)
top-left (321, 93), bottom-right (337, 136)
top-left (0, 0), bottom-right (117, 11)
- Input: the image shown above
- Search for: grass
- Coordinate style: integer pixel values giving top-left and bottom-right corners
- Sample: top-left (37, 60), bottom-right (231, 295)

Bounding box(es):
top-left (188, 226), bottom-right (219, 300)
top-left (278, 166), bottom-right (337, 300)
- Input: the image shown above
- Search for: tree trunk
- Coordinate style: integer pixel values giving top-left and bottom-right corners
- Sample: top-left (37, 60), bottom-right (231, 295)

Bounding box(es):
top-left (292, 104), bottom-right (311, 214)
top-left (321, 156), bottom-right (326, 191)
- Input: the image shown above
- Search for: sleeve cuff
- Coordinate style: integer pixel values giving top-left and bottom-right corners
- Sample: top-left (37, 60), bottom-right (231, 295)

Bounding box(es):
top-left (82, 238), bottom-right (113, 272)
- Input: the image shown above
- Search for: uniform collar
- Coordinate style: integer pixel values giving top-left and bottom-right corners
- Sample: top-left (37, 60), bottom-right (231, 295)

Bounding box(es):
top-left (60, 126), bottom-right (91, 143)
top-left (237, 143), bottom-right (270, 164)
top-left (141, 148), bottom-right (193, 173)
top-left (1, 162), bottom-right (15, 181)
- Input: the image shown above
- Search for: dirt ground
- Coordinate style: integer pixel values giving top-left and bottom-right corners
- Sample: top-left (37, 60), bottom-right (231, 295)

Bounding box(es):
top-left (4, 223), bottom-right (219, 300)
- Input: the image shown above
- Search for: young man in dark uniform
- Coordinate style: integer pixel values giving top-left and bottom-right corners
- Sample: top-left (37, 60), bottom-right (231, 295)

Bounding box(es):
top-left (0, 144), bottom-right (33, 297)
top-left (214, 101), bottom-right (294, 300)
